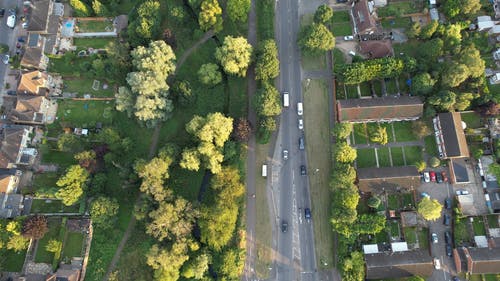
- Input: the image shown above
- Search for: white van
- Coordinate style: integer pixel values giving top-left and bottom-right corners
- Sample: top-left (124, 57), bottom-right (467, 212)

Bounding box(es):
top-left (283, 92), bottom-right (289, 107)
top-left (297, 102), bottom-right (303, 115)
top-left (262, 164), bottom-right (267, 177)
top-left (6, 14), bottom-right (16, 28)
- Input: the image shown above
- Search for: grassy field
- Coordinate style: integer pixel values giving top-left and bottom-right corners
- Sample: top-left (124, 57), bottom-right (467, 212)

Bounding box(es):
top-left (387, 194), bottom-right (399, 210)
top-left (0, 250), bottom-right (27, 271)
top-left (300, 14), bottom-right (328, 71)
top-left (403, 146), bottom-right (423, 165)
top-left (76, 20), bottom-right (113, 32)
top-left (331, 10), bottom-right (349, 23)
top-left (73, 38), bottom-right (115, 49)
top-left (303, 79), bottom-right (334, 269)
top-left (35, 218), bottom-right (62, 263)
top-left (377, 147), bottom-right (391, 167)
top-left (385, 79), bottom-right (398, 94)
top-left (461, 111), bottom-right (482, 129)
top-left (30, 199), bottom-right (63, 213)
top-left (356, 148), bottom-right (376, 168)
top-left (391, 147), bottom-right (405, 166)
top-left (404, 227), bottom-right (417, 244)
top-left (352, 123), bottom-right (368, 144)
top-left (380, 17), bottom-right (412, 29)
top-left (377, 1), bottom-right (421, 17)
top-left (39, 145), bottom-right (77, 168)
top-left (487, 215), bottom-right (499, 228)
top-left (393, 121), bottom-right (417, 142)
top-left (56, 100), bottom-right (114, 128)
top-left (64, 78), bottom-right (115, 97)
top-left (331, 23), bottom-right (352, 36)
top-left (62, 232), bottom-right (84, 260)
top-left (424, 135), bottom-right (439, 157)
top-left (418, 228), bottom-right (429, 249)
top-left (32, 172), bottom-right (59, 190)
top-left (472, 217), bottom-right (487, 236)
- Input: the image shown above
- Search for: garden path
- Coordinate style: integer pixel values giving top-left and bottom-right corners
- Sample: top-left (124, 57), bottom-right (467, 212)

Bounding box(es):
top-left (175, 29), bottom-right (215, 73)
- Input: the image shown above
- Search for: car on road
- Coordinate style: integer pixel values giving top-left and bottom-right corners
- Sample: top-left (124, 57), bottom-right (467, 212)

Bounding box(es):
top-left (430, 171), bottom-right (436, 182)
top-left (456, 190), bottom-right (470, 195)
top-left (298, 119), bottom-right (303, 130)
top-left (282, 150), bottom-right (288, 160)
top-left (281, 220), bottom-right (288, 233)
top-left (304, 208), bottom-right (311, 220)
top-left (6, 90), bottom-right (16, 96)
top-left (445, 198), bottom-right (451, 209)
top-left (22, 21), bottom-right (28, 29)
top-left (17, 37), bottom-right (26, 43)
top-left (444, 214), bottom-right (451, 226)
top-left (441, 171), bottom-right (448, 182)
top-left (300, 165), bottom-right (306, 176)
top-left (431, 233), bottom-right (438, 244)
top-left (436, 172), bottom-right (443, 183)
top-left (423, 172), bottom-right (430, 183)
top-left (0, 8), bottom-right (5, 17)
top-left (6, 10), bottom-right (16, 28)
top-left (446, 244), bottom-right (453, 257)
top-left (433, 257), bottom-right (441, 270)
top-left (2, 55), bottom-right (9, 65)
top-left (445, 231), bottom-right (451, 244)
top-left (297, 102), bottom-right (303, 116)
top-left (299, 137), bottom-right (304, 150)
top-left (344, 35), bottom-right (354, 41)
top-left (452, 277), bottom-right (460, 281)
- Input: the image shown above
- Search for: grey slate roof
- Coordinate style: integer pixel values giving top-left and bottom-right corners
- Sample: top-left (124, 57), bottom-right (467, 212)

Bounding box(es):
top-left (365, 249), bottom-right (434, 279)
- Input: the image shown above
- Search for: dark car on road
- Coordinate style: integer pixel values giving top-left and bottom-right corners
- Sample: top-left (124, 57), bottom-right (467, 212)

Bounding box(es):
top-left (444, 214), bottom-right (451, 226)
top-left (445, 198), bottom-right (452, 210)
top-left (446, 244), bottom-right (453, 257)
top-left (304, 208), bottom-right (311, 220)
top-left (281, 220), bottom-right (288, 233)
top-left (299, 137), bottom-right (305, 150)
top-left (0, 8), bottom-right (5, 17)
top-left (300, 165), bottom-right (306, 176)
top-left (445, 231), bottom-right (451, 244)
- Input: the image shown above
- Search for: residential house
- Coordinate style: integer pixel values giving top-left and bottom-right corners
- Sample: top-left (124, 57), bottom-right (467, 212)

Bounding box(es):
top-left (456, 247), bottom-right (500, 274)
top-left (0, 124), bottom-right (35, 169)
top-left (359, 40), bottom-right (393, 59)
top-left (0, 169), bottom-right (21, 194)
top-left (352, 0), bottom-right (378, 35)
top-left (45, 259), bottom-right (82, 281)
top-left (17, 71), bottom-right (49, 96)
top-left (477, 16), bottom-right (496, 31)
top-left (336, 96), bottom-right (424, 123)
top-left (26, 0), bottom-right (63, 54)
top-left (365, 249), bottom-right (434, 279)
top-left (21, 47), bottom-right (49, 70)
top-left (0, 193), bottom-right (24, 218)
top-left (10, 95), bottom-right (51, 125)
top-left (357, 166), bottom-right (421, 193)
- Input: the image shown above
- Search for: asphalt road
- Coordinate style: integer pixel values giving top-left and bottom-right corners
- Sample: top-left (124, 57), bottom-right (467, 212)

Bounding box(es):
top-left (0, 0), bottom-right (21, 94)
top-left (273, 0), bottom-right (318, 280)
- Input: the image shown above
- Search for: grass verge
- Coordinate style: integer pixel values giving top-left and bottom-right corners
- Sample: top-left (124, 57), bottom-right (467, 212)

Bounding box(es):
top-left (303, 79), bottom-right (334, 269)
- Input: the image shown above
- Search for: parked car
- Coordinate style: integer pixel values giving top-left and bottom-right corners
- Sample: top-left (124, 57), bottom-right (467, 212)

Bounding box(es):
top-left (348, 50), bottom-right (356, 56)
top-left (446, 244), bottom-right (453, 257)
top-left (433, 257), bottom-right (441, 270)
top-left (2, 55), bottom-right (9, 65)
top-left (299, 137), bottom-right (305, 150)
top-left (430, 171), bottom-right (436, 182)
top-left (444, 214), bottom-right (451, 226)
top-left (300, 165), bottom-right (306, 176)
top-left (431, 233), bottom-right (438, 244)
top-left (6, 90), bottom-right (16, 96)
top-left (283, 150), bottom-right (288, 160)
top-left (452, 277), bottom-right (460, 281)
top-left (298, 119), bottom-right (303, 130)
top-left (304, 208), bottom-right (311, 220)
top-left (344, 35), bottom-right (354, 41)
top-left (441, 171), bottom-right (448, 182)
top-left (423, 172), bottom-right (430, 183)
top-left (456, 190), bottom-right (470, 195)
top-left (436, 172), bottom-right (443, 183)
top-left (281, 220), bottom-right (288, 233)
top-left (445, 198), bottom-right (451, 210)
top-left (22, 21), bottom-right (28, 29)
top-left (17, 36), bottom-right (25, 43)
top-left (445, 231), bottom-right (451, 244)
top-left (0, 8), bottom-right (5, 17)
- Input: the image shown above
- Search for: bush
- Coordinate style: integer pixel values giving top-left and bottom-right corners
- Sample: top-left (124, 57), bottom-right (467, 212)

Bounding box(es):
top-left (428, 156), bottom-right (440, 168)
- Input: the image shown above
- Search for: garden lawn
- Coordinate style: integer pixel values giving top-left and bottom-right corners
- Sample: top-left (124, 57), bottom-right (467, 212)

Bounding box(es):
top-left (393, 121), bottom-right (417, 142)
top-left (454, 218), bottom-right (471, 245)
top-left (385, 78), bottom-right (398, 94)
top-left (353, 123), bottom-right (368, 144)
top-left (0, 250), bottom-right (26, 272)
top-left (398, 75), bottom-right (409, 94)
top-left (73, 38), bottom-right (115, 50)
top-left (64, 78), bottom-right (115, 98)
top-left (389, 220), bottom-right (400, 238)
top-left (472, 217), bottom-right (487, 236)
top-left (404, 227), bottom-right (417, 244)
top-left (330, 10), bottom-right (349, 23)
top-left (404, 146), bottom-right (423, 166)
top-left (35, 218), bottom-right (62, 263)
top-left (56, 100), bottom-right (114, 127)
top-left (387, 194), bottom-right (399, 210)
top-left (402, 193), bottom-right (414, 209)
top-left (418, 228), bottom-right (429, 249)
top-left (62, 232), bottom-right (84, 260)
top-left (331, 23), bottom-right (352, 36)
top-left (424, 135), bottom-right (438, 157)
top-left (487, 215), bottom-right (499, 228)
top-left (304, 79), bottom-right (334, 269)
top-left (375, 229), bottom-right (390, 243)
top-left (76, 20), bottom-right (113, 32)
top-left (461, 112), bottom-right (482, 129)
top-left (376, 147), bottom-right (391, 167)
top-left (32, 172), bottom-right (59, 190)
top-left (390, 147), bottom-right (405, 166)
top-left (345, 84), bottom-right (358, 99)
top-left (332, 48), bottom-right (345, 66)
top-left (30, 199), bottom-right (63, 213)
top-left (356, 148), bottom-right (376, 168)
top-left (372, 80), bottom-right (382, 96)
top-left (392, 40), bottom-right (420, 58)
top-left (359, 82), bottom-right (371, 97)
top-left (377, 2), bottom-right (420, 17)
top-left (380, 17), bottom-right (412, 29)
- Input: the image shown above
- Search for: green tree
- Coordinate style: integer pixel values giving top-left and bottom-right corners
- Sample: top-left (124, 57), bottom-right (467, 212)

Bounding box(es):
top-left (429, 156), bottom-right (441, 168)
top-left (488, 163), bottom-right (500, 179)
top-left (255, 39), bottom-right (280, 81)
top-left (299, 23), bottom-right (335, 54)
top-left (127, 0), bottom-right (161, 46)
top-left (22, 215), bottom-right (48, 239)
top-left (260, 117), bottom-right (277, 132)
top-left (172, 80), bottom-right (194, 107)
top-left (181, 253), bottom-right (210, 279)
top-left (369, 125), bottom-right (388, 145)
top-left (254, 83), bottom-right (282, 117)
top-left (0, 44), bottom-right (9, 54)
top-left (7, 235), bottom-right (29, 252)
top-left (412, 120), bottom-right (431, 139)
top-left (455, 92), bottom-right (474, 111)
top-left (460, 45), bottom-right (485, 79)
top-left (135, 148), bottom-right (174, 201)
top-left (333, 123), bottom-right (353, 140)
top-left (46, 239), bottom-right (62, 259)
top-left (198, 63), bottom-right (222, 86)
top-left (417, 38), bottom-right (443, 67)
top-left (215, 36), bottom-right (253, 77)
top-left (411, 73), bottom-right (435, 96)
top-left (472, 147), bottom-right (484, 159)
top-left (428, 90), bottom-right (456, 111)
top-left (6, 221), bottom-right (22, 235)
top-left (418, 197), bottom-right (443, 221)
top-left (355, 214), bottom-right (386, 234)
top-left (407, 22), bottom-right (421, 39)
top-left (214, 249), bottom-right (245, 280)
top-left (70, 0), bottom-right (92, 16)
top-left (334, 142), bottom-right (357, 163)
top-left (199, 0), bottom-right (223, 32)
top-left (146, 198), bottom-right (197, 242)
top-left (227, 0), bottom-right (250, 23)
top-left (146, 243), bottom-right (190, 281)
top-left (180, 113), bottom-right (233, 174)
top-left (75, 150), bottom-right (96, 172)
top-left (443, 0), bottom-right (480, 18)
top-left (92, 0), bottom-right (110, 16)
top-left (115, 86), bottom-right (134, 117)
top-left (420, 20), bottom-right (439, 39)
top-left (56, 165), bottom-right (89, 206)
top-left (314, 4), bottom-right (333, 24)
top-left (57, 134), bottom-right (82, 153)
top-left (342, 251), bottom-right (365, 281)
top-left (331, 185), bottom-right (359, 236)
top-left (90, 197), bottom-right (119, 229)
top-left (367, 196), bottom-right (381, 209)
top-left (330, 163), bottom-right (356, 188)
top-left (415, 160), bottom-right (427, 172)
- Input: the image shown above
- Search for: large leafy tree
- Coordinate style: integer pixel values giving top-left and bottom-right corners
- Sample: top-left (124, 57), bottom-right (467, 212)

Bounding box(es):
top-left (418, 197), bottom-right (443, 221)
top-left (411, 73), bottom-right (435, 96)
top-left (420, 20), bottom-right (439, 39)
top-left (459, 45), bottom-right (485, 79)
top-left (118, 41), bottom-right (176, 125)
top-left (56, 165), bottom-right (89, 206)
top-left (342, 251), bottom-right (365, 281)
top-left (146, 243), bottom-right (190, 281)
top-left (90, 197), bottom-right (119, 229)
top-left (180, 113), bottom-right (233, 174)
top-left (299, 23), bottom-right (335, 54)
top-left (7, 235), bottom-right (29, 252)
top-left (331, 184), bottom-right (359, 236)
top-left (428, 90), bottom-right (456, 111)
top-left (254, 83), bottom-right (282, 117)
top-left (199, 0), bottom-right (223, 32)
top-left (214, 248), bottom-right (245, 280)
top-left (215, 36), bottom-right (253, 77)
top-left (334, 142), bottom-right (357, 163)
top-left (369, 125), bottom-right (388, 145)
top-left (330, 163), bottom-right (356, 188)
top-left (181, 253), bottom-right (210, 279)
top-left (198, 63), bottom-right (222, 86)
top-left (135, 147), bottom-right (175, 201)
top-left (255, 39), bottom-right (280, 81)
top-left (333, 123), bottom-right (353, 140)
top-left (70, 0), bottom-right (92, 16)
top-left (146, 198), bottom-right (197, 242)
top-left (22, 215), bottom-right (48, 240)
top-left (314, 4), bottom-right (333, 24)
top-left (46, 239), bottom-right (63, 259)
top-left (227, 0), bottom-right (250, 23)
top-left (128, 0), bottom-right (161, 46)
top-left (443, 0), bottom-right (480, 18)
